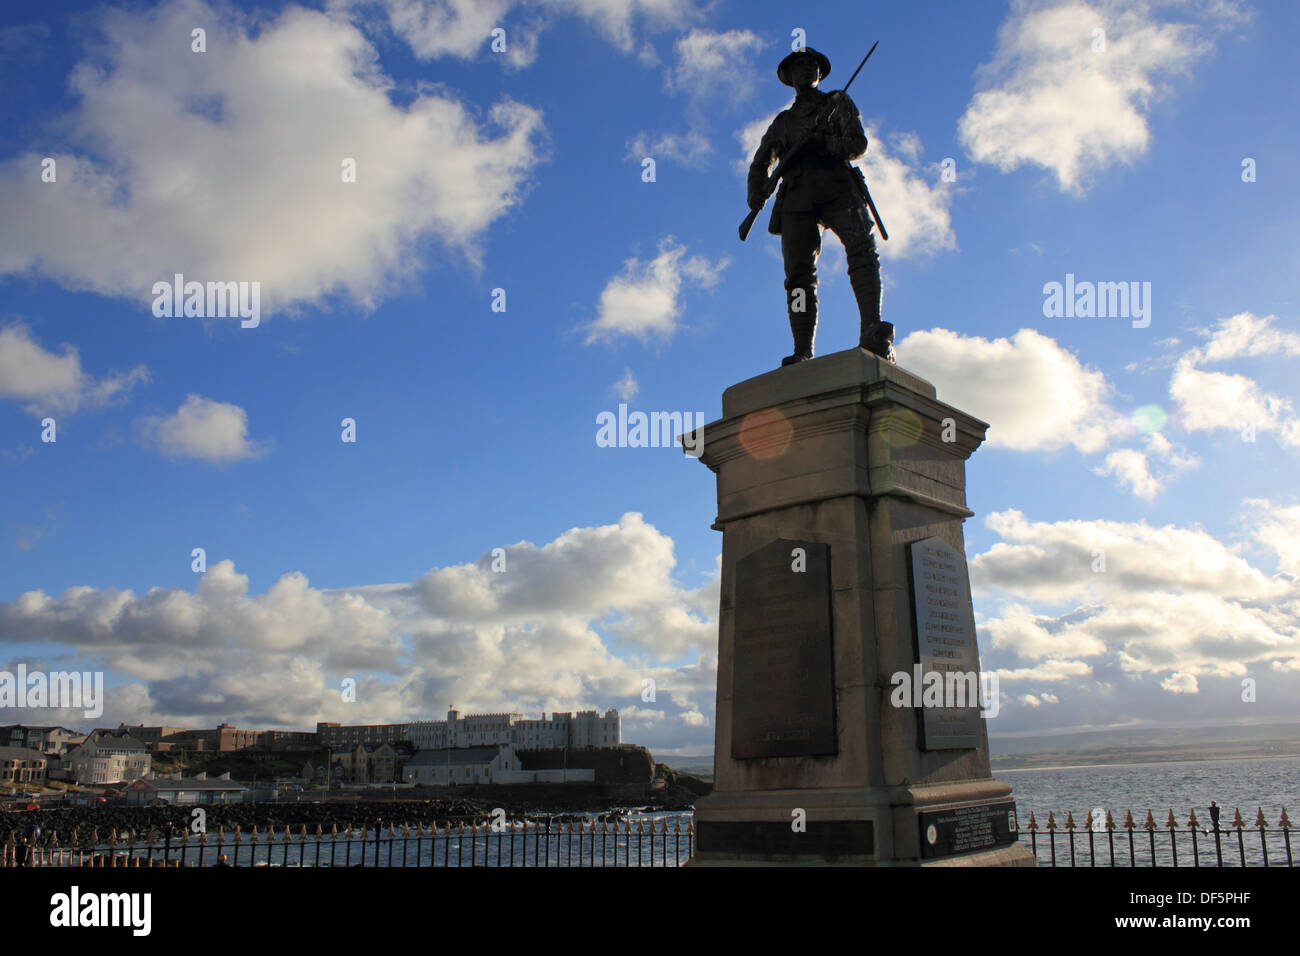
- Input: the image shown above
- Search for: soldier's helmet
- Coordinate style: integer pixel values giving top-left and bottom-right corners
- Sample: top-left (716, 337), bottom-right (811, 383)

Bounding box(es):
top-left (777, 47), bottom-right (832, 86)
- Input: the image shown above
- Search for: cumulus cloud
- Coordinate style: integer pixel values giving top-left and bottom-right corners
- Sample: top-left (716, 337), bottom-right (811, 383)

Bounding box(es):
top-left (0, 0), bottom-right (545, 313)
top-left (1243, 499), bottom-right (1300, 577)
top-left (626, 129), bottom-right (712, 168)
top-left (1093, 431), bottom-right (1197, 500)
top-left (1169, 358), bottom-right (1300, 448)
top-left (958, 0), bottom-right (1243, 192)
top-left (973, 508), bottom-right (1300, 698)
top-left (0, 324), bottom-right (149, 416)
top-left (333, 0), bottom-right (703, 66)
top-left (970, 500), bottom-right (1300, 732)
top-left (895, 327), bottom-right (1126, 452)
top-left (611, 367), bottom-right (639, 400)
top-left (585, 237), bottom-right (726, 345)
top-left (666, 27), bottom-right (764, 99)
top-left (1184, 312), bottom-right (1300, 365)
top-left (0, 514), bottom-right (718, 750)
top-left (734, 117), bottom-right (958, 259)
top-left (629, 28), bottom-right (763, 169)
top-left (137, 394), bottom-right (268, 463)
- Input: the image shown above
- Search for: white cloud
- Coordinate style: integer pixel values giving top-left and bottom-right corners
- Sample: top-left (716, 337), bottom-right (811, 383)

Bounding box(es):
top-left (611, 367), bottom-right (639, 400)
top-left (973, 508), bottom-right (1300, 700)
top-left (0, 0), bottom-right (546, 313)
top-left (628, 28), bottom-right (763, 169)
top-left (1185, 312), bottom-right (1300, 365)
top-left (585, 237), bottom-right (726, 345)
top-left (137, 394), bottom-right (267, 463)
top-left (666, 28), bottom-right (764, 100)
top-left (1161, 672), bottom-right (1198, 693)
top-left (895, 327), bottom-right (1126, 452)
top-left (1169, 358), bottom-right (1300, 447)
top-left (626, 129), bottom-right (712, 168)
top-left (0, 324), bottom-right (148, 416)
top-left (0, 514), bottom-right (718, 750)
top-left (334, 0), bottom-right (703, 66)
top-left (1244, 499), bottom-right (1300, 577)
top-left (853, 126), bottom-right (958, 259)
top-left (958, 0), bottom-right (1243, 192)
top-left (1093, 431), bottom-right (1197, 500)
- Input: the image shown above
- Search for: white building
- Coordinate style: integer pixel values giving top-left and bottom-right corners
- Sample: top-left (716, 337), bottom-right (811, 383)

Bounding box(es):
top-left (404, 744), bottom-right (518, 786)
top-left (62, 730), bottom-right (151, 785)
top-left (407, 708), bottom-right (620, 752)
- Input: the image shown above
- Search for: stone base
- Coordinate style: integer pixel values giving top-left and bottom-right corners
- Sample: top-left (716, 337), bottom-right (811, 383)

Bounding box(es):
top-left (688, 781), bottom-right (1035, 867)
top-left (922, 843), bottom-right (1036, 867)
top-left (685, 346), bottom-right (1033, 870)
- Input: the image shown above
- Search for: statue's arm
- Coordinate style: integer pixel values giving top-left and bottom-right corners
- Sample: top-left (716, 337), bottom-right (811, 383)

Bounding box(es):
top-left (747, 119), bottom-right (782, 203)
top-left (824, 92), bottom-right (868, 162)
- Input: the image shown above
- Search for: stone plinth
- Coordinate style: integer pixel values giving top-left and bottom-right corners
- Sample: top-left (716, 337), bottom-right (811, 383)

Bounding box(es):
top-left (684, 347), bottom-right (1034, 866)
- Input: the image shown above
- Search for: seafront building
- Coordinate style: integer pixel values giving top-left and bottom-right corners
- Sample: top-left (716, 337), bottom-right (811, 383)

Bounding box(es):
top-left (403, 708), bottom-right (621, 751)
top-left (61, 729), bottom-right (152, 785)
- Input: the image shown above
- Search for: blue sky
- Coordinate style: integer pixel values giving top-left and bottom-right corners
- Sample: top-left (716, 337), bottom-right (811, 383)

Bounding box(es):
top-left (1, 0), bottom-right (1298, 756)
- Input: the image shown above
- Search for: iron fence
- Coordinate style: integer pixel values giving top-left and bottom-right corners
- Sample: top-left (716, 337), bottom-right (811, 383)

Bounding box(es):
top-left (7, 806), bottom-right (1291, 867)
top-left (1018, 807), bottom-right (1293, 867)
top-left (1, 816), bottom-right (695, 867)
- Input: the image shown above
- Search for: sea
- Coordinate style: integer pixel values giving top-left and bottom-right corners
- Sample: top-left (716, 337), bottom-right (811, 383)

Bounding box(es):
top-left (82, 755), bottom-right (1296, 867)
top-left (1000, 754), bottom-right (1298, 821)
top-left (1000, 754), bottom-right (1298, 866)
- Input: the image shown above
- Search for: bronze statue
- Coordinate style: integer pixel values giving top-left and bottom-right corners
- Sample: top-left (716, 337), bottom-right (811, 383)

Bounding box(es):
top-left (744, 46), bottom-right (894, 366)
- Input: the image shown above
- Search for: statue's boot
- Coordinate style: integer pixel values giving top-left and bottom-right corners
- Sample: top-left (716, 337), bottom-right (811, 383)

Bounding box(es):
top-left (781, 285), bottom-right (817, 367)
top-left (850, 263), bottom-right (895, 363)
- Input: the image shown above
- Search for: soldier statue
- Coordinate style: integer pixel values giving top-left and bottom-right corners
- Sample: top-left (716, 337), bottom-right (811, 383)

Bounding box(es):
top-left (746, 47), bottom-right (894, 365)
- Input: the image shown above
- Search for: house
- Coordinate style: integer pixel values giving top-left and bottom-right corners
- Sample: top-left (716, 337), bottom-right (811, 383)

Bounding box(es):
top-left (328, 741), bottom-right (414, 784)
top-left (0, 725), bottom-right (85, 756)
top-left (404, 744), bottom-right (519, 786)
top-left (0, 746), bottom-right (48, 786)
top-left (124, 772), bottom-right (247, 805)
top-left (62, 730), bottom-right (151, 785)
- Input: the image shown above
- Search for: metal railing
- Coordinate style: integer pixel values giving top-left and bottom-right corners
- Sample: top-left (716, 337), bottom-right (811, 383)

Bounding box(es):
top-left (9, 806), bottom-right (1289, 867)
top-left (1, 816), bottom-right (695, 867)
top-left (1019, 807), bottom-right (1293, 867)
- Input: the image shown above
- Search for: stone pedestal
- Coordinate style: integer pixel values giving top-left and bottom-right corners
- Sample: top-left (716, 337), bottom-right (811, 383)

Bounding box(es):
top-left (684, 347), bottom-right (1034, 866)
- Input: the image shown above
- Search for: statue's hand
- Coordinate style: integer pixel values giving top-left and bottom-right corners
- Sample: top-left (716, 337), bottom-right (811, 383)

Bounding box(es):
top-left (747, 191), bottom-right (765, 211)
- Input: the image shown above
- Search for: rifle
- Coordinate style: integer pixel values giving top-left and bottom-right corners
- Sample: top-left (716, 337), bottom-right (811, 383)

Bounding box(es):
top-left (739, 41), bottom-right (882, 242)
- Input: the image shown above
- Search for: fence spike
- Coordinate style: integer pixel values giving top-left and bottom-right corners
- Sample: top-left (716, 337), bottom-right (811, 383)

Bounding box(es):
top-left (1280, 808), bottom-right (1290, 830)
top-left (1231, 808), bottom-right (1244, 830)
top-left (1143, 810), bottom-right (1155, 830)
top-left (1254, 807), bottom-right (1266, 829)
top-left (1065, 811), bottom-right (1075, 831)
top-left (1045, 811), bottom-right (1056, 831)
top-left (1123, 810), bottom-right (1135, 830)
top-left (1166, 810), bottom-right (1177, 829)
top-left (1105, 810), bottom-right (1115, 831)
top-left (1187, 808), bottom-right (1198, 828)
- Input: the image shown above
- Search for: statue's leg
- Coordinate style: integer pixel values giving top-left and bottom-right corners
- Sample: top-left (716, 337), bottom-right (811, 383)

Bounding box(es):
top-left (780, 211), bottom-right (820, 365)
top-left (824, 202), bottom-right (893, 363)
